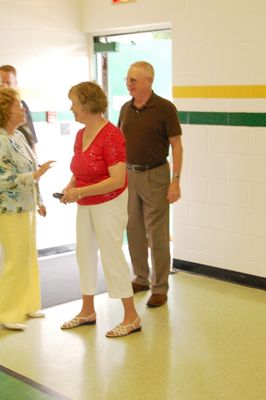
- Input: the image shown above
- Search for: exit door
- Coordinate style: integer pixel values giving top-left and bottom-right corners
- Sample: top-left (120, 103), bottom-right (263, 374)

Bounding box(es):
top-left (93, 30), bottom-right (172, 124)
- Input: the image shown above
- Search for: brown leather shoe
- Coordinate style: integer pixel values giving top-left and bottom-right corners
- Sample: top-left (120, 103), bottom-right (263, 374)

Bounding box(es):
top-left (132, 282), bottom-right (150, 293)
top-left (146, 294), bottom-right (167, 307)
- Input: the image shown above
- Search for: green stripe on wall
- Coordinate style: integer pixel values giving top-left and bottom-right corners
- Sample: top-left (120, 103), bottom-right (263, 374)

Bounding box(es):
top-left (31, 111), bottom-right (74, 122)
top-left (31, 112), bottom-right (47, 122)
top-left (179, 112), bottom-right (266, 127)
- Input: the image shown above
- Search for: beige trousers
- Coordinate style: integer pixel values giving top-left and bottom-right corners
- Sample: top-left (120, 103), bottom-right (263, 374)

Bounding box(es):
top-left (0, 212), bottom-right (41, 323)
top-left (127, 162), bottom-right (170, 294)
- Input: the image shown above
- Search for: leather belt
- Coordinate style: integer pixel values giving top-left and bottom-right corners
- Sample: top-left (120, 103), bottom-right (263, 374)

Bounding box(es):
top-left (127, 160), bottom-right (167, 172)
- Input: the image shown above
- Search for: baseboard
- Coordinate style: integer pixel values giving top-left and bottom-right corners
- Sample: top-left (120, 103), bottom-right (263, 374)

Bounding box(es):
top-left (38, 244), bottom-right (75, 258)
top-left (173, 259), bottom-right (266, 291)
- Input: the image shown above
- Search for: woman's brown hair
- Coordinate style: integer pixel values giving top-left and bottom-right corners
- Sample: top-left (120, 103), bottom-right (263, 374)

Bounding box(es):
top-left (68, 81), bottom-right (108, 114)
top-left (0, 87), bottom-right (19, 128)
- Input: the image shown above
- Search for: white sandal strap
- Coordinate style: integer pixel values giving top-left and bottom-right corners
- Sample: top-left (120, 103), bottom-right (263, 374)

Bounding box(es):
top-left (106, 317), bottom-right (141, 337)
top-left (61, 313), bottom-right (96, 329)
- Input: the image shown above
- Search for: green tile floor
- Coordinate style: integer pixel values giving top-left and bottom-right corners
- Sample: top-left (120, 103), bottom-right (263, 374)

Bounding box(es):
top-left (0, 369), bottom-right (63, 400)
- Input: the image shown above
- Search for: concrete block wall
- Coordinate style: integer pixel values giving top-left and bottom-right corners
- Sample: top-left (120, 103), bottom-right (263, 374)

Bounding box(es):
top-left (0, 0), bottom-right (89, 110)
top-left (81, 0), bottom-right (266, 278)
top-left (0, 0), bottom-right (89, 249)
top-left (0, 0), bottom-right (265, 278)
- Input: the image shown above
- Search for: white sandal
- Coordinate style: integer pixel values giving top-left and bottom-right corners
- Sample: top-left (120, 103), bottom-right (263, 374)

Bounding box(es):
top-left (106, 316), bottom-right (141, 338)
top-left (61, 313), bottom-right (96, 329)
top-left (4, 323), bottom-right (27, 331)
top-left (28, 311), bottom-right (45, 318)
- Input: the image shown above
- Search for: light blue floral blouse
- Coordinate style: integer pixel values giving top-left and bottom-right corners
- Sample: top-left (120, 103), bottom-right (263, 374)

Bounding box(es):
top-left (0, 127), bottom-right (42, 214)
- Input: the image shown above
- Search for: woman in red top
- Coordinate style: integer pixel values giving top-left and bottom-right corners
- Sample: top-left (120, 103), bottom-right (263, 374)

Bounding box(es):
top-left (60, 81), bottom-right (141, 338)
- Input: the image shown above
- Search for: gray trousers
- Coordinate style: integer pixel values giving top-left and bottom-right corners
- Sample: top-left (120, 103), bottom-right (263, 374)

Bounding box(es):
top-left (127, 162), bottom-right (170, 294)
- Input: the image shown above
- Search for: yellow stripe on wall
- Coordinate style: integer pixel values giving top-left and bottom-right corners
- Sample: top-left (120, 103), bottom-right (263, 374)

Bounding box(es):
top-left (173, 85), bottom-right (266, 98)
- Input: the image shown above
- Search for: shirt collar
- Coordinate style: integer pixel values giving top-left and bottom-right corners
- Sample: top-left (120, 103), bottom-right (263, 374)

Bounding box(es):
top-left (0, 127), bottom-right (8, 137)
top-left (130, 91), bottom-right (157, 111)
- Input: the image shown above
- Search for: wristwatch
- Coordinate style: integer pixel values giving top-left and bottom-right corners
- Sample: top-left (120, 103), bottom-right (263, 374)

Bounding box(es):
top-left (172, 173), bottom-right (180, 180)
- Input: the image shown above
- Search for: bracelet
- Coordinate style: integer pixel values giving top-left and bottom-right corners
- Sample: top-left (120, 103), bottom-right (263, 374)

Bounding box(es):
top-left (78, 188), bottom-right (82, 200)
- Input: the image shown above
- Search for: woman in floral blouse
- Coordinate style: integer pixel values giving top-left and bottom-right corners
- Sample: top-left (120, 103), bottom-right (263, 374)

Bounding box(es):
top-left (0, 87), bottom-right (54, 331)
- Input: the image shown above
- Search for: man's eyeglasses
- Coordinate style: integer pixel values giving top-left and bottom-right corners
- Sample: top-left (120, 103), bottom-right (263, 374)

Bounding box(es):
top-left (124, 77), bottom-right (137, 85)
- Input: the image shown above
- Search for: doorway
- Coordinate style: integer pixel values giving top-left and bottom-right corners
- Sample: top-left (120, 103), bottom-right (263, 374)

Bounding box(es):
top-left (93, 30), bottom-right (174, 238)
top-left (93, 30), bottom-right (172, 124)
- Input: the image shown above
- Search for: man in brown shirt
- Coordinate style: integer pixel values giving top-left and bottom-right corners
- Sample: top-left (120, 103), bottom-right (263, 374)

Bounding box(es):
top-left (118, 61), bottom-right (183, 307)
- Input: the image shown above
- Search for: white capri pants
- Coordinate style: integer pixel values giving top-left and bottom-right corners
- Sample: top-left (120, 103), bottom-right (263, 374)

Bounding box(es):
top-left (76, 189), bottom-right (133, 298)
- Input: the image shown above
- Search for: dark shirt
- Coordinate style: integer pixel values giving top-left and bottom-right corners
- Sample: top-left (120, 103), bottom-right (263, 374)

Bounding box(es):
top-left (118, 92), bottom-right (182, 165)
top-left (18, 100), bottom-right (37, 149)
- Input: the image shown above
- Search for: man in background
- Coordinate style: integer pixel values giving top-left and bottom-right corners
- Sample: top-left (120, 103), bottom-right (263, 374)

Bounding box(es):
top-left (0, 64), bottom-right (38, 152)
top-left (118, 61), bottom-right (183, 308)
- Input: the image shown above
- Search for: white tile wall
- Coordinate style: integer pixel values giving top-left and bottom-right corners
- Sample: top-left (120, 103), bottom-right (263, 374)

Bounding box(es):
top-left (249, 128), bottom-right (266, 155)
top-left (227, 207), bottom-right (266, 237)
top-left (173, 223), bottom-right (266, 277)
top-left (226, 257), bottom-right (265, 278)
top-left (208, 180), bottom-right (249, 208)
top-left (188, 202), bottom-right (227, 230)
top-left (190, 152), bottom-right (228, 180)
top-left (182, 125), bottom-right (208, 154)
top-left (181, 178), bottom-right (208, 202)
top-left (229, 154), bottom-right (266, 183)
top-left (0, 0), bottom-right (89, 249)
top-left (208, 126), bottom-right (249, 154)
top-left (248, 183), bottom-right (266, 210)
top-left (175, 99), bottom-right (266, 114)
top-left (174, 125), bottom-right (266, 277)
top-left (0, 0), bottom-right (265, 278)
top-left (80, 0), bottom-right (266, 278)
top-left (35, 120), bottom-right (82, 249)
top-left (0, 0), bottom-right (89, 110)
top-left (228, 100), bottom-right (266, 113)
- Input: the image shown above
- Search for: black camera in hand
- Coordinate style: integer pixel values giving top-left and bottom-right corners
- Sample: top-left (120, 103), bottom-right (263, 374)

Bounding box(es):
top-left (53, 192), bottom-right (64, 199)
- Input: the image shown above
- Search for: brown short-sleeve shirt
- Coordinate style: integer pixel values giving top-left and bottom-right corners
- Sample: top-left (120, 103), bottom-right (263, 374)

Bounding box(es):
top-left (118, 92), bottom-right (182, 165)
